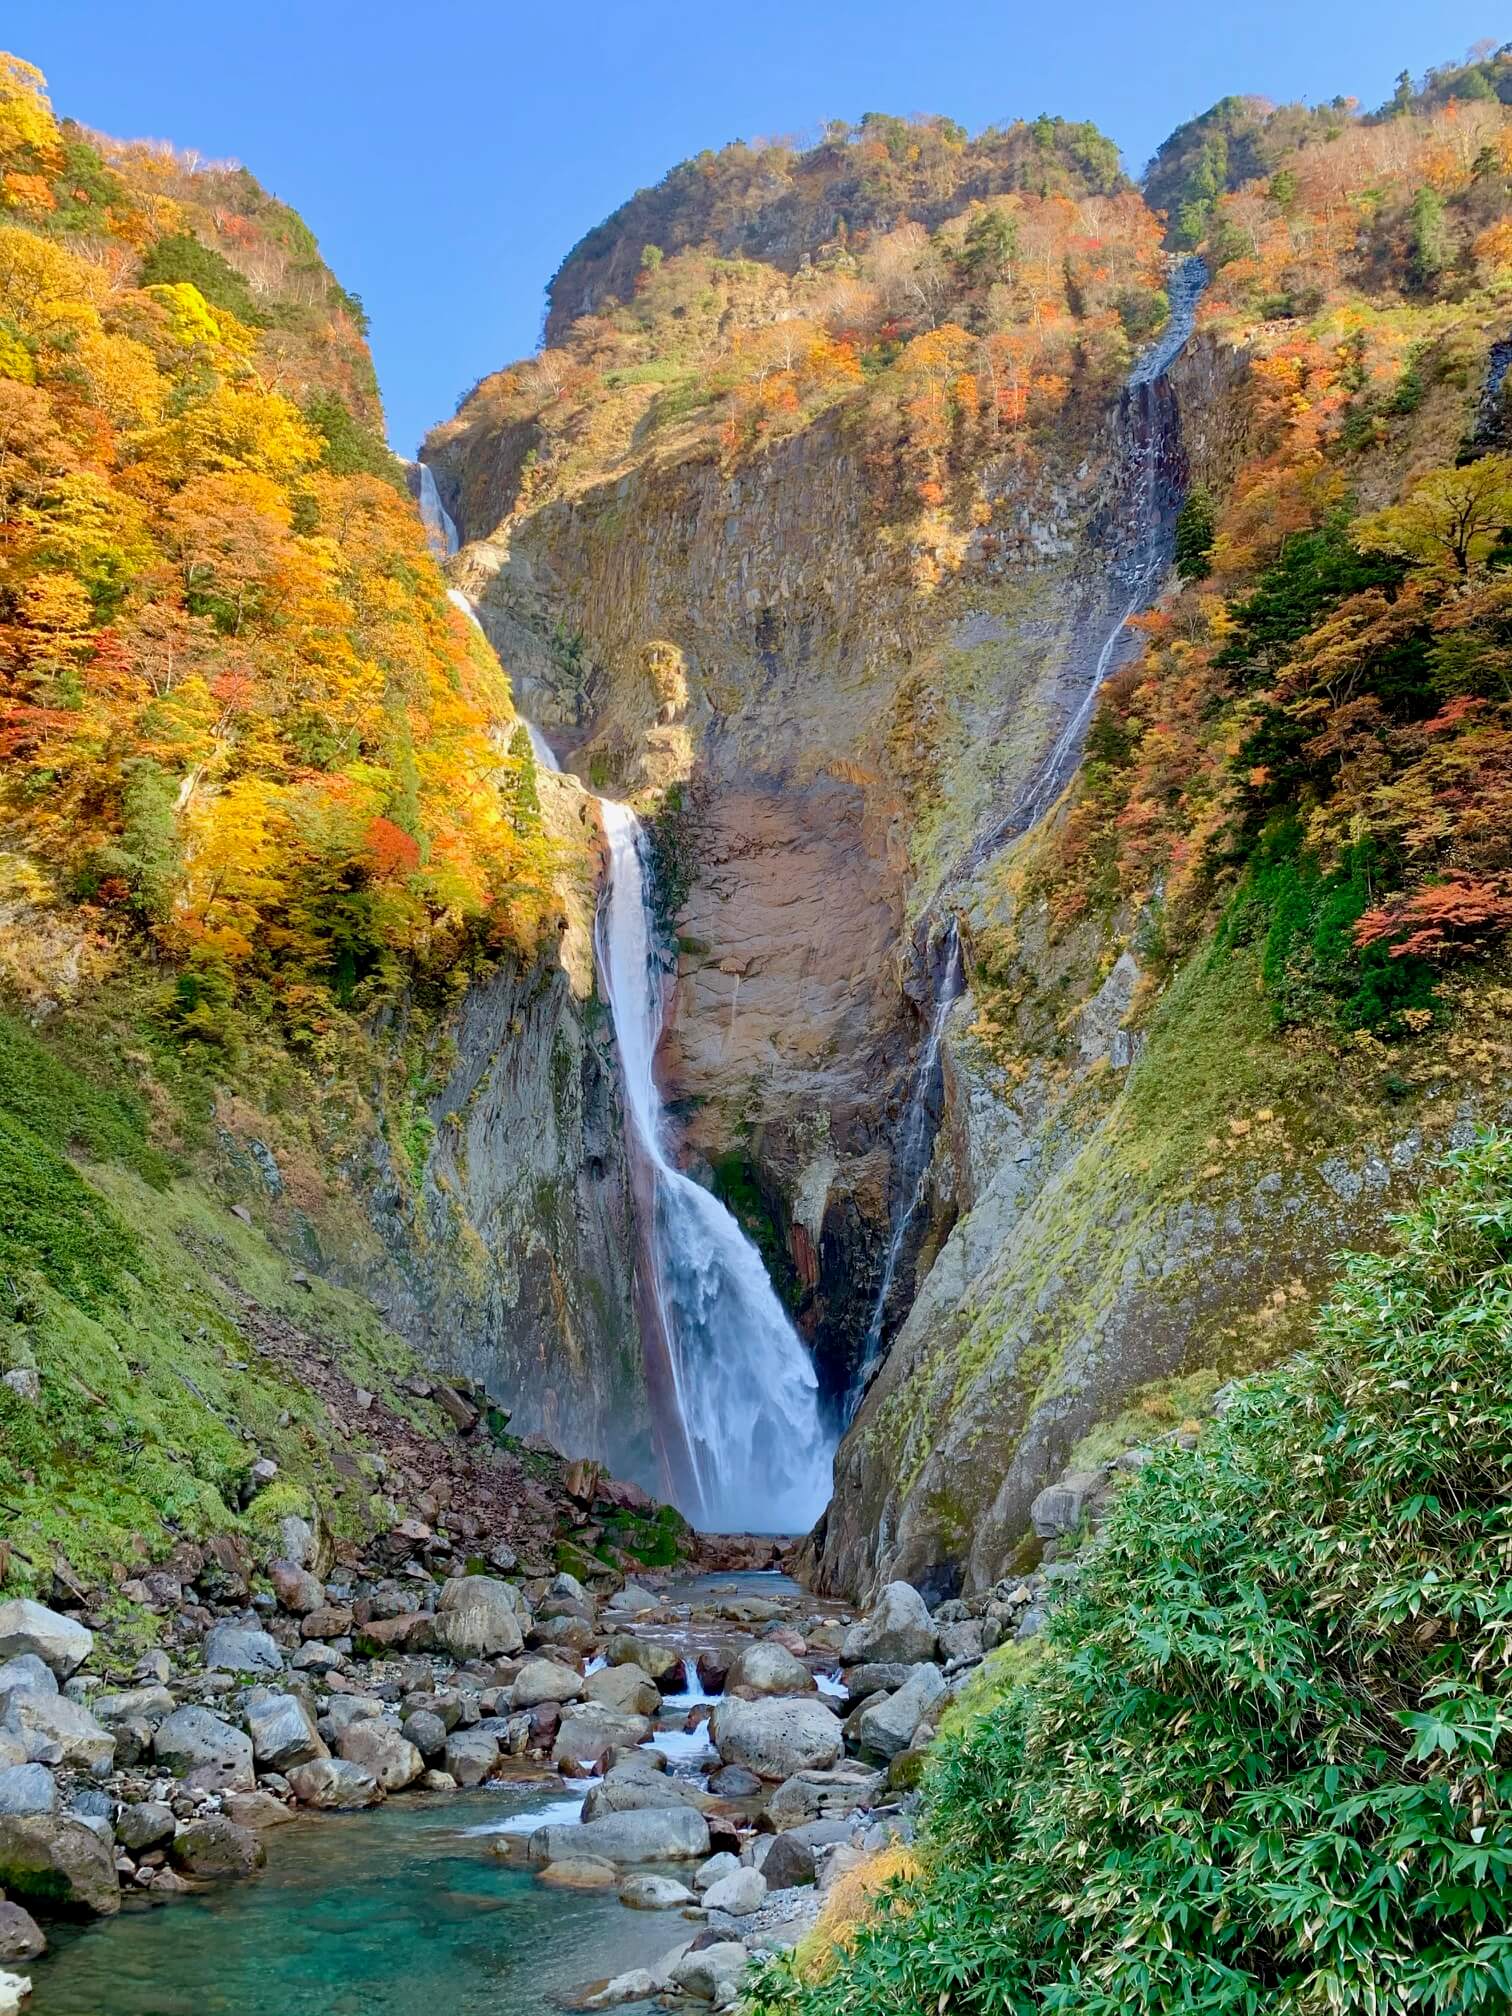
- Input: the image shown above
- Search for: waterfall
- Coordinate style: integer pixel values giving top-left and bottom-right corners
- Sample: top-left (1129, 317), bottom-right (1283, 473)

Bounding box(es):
top-left (441, 592), bottom-right (830, 1530)
top-left (847, 920), bottom-right (964, 1418)
top-left (595, 800), bottom-right (835, 1533)
top-left (966, 256), bottom-right (1207, 869)
top-left (414, 460), bottom-right (459, 560)
top-left (840, 260), bottom-right (1210, 1408)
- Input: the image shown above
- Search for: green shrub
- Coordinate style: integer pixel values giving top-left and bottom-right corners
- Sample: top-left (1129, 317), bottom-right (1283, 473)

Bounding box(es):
top-left (136, 232), bottom-right (264, 325)
top-left (747, 1133), bottom-right (1512, 2016)
top-left (1173, 485), bottom-right (1215, 578)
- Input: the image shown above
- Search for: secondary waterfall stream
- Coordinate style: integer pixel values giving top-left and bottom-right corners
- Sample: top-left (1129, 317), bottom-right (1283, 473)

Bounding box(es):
top-left (441, 572), bottom-right (833, 1532)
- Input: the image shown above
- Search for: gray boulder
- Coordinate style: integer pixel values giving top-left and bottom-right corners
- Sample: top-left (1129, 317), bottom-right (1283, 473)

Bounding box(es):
top-left (702, 1865), bottom-right (766, 1914)
top-left (246, 1693), bottom-right (327, 1772)
top-left (618, 1872), bottom-right (695, 1909)
top-left (1029, 1469), bottom-right (1105, 1540)
top-left (857, 1664), bottom-right (947, 1761)
top-left (114, 1801), bottom-right (174, 1853)
top-left (152, 1706), bottom-right (255, 1789)
top-left (402, 1710), bottom-right (447, 1759)
top-left (285, 1758), bottom-right (383, 1809)
top-left (0, 1601), bottom-right (92, 1679)
top-left (443, 1727), bottom-right (499, 1788)
top-left (762, 1831), bottom-right (817, 1889)
top-left (710, 1696), bottom-right (842, 1780)
top-left (693, 1850), bottom-right (740, 1893)
top-left (726, 1642), bottom-right (815, 1696)
top-left (580, 1775), bottom-right (703, 1822)
top-left (3, 1690), bottom-right (114, 1773)
top-left (202, 1623), bottom-right (283, 1676)
top-left (510, 1658), bottom-right (583, 1708)
top-left (0, 1657), bottom-right (55, 1702)
top-left (767, 1762), bottom-right (886, 1830)
top-left (839, 1582), bottom-right (936, 1666)
top-left (92, 1685), bottom-right (173, 1733)
top-left (669, 1941), bottom-right (749, 2002)
top-left (168, 1815), bottom-right (266, 1879)
top-left (0, 1766), bottom-right (57, 1817)
top-left (583, 1664), bottom-right (661, 1716)
top-left (0, 1813), bottom-right (119, 1915)
top-left (433, 1577), bottom-right (524, 1660)
top-left (528, 1806), bottom-right (709, 1865)
top-left (0, 1897), bottom-right (45, 1962)
top-left (335, 1721), bottom-right (423, 1791)
top-left (552, 1705), bottom-right (651, 1770)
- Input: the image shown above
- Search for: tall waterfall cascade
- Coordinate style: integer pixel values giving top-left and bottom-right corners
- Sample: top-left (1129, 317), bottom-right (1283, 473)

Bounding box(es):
top-left (442, 584), bottom-right (833, 1532)
top-left (414, 460), bottom-right (459, 560)
top-left (595, 803), bottom-right (835, 1533)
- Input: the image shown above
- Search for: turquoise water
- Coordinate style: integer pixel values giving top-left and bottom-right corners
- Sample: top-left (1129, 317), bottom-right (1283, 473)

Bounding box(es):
top-left (29, 1787), bottom-right (684, 2015)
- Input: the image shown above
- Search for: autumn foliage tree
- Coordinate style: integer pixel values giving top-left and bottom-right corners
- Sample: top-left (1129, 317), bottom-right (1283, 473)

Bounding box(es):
top-left (0, 55), bottom-right (553, 1040)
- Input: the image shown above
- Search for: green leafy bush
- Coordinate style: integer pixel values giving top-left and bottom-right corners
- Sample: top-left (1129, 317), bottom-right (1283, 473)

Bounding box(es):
top-left (747, 1133), bottom-right (1512, 2015)
top-left (136, 231), bottom-right (265, 326)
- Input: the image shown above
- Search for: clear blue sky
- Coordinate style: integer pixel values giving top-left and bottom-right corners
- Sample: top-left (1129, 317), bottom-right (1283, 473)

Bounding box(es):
top-left (14, 3), bottom-right (1498, 453)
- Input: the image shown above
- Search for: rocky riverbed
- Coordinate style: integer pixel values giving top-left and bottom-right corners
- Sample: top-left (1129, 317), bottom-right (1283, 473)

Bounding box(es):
top-left (0, 1532), bottom-right (1060, 2013)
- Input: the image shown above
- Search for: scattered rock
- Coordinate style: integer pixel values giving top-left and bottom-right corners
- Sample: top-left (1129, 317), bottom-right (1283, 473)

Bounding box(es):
top-left (246, 1694), bottom-right (327, 1773)
top-left (0, 1900), bottom-right (44, 1962)
top-left (760, 1831), bottom-right (816, 1889)
top-left (839, 1583), bottom-right (936, 1666)
top-left (443, 1728), bottom-right (499, 1788)
top-left (0, 1813), bottom-right (119, 1916)
top-left (529, 1806), bottom-right (709, 1865)
top-left (113, 1802), bottom-right (174, 1853)
top-left (284, 1759), bottom-right (384, 1810)
top-left (433, 1578), bottom-right (524, 1660)
top-left (583, 1664), bottom-right (660, 1716)
top-left (0, 1769), bottom-right (55, 1819)
top-left (726, 1642), bottom-right (814, 1697)
top-left (153, 1707), bottom-right (255, 1789)
top-left (702, 1865), bottom-right (766, 1915)
top-left (168, 1816), bottom-right (266, 1880)
top-left (669, 1940), bottom-right (749, 2002)
top-left (3, 1692), bottom-right (114, 1774)
top-left (710, 1696), bottom-right (842, 1780)
top-left (335, 1722), bottom-right (423, 1791)
top-left (511, 1658), bottom-right (584, 1708)
top-left (201, 1623), bottom-right (283, 1677)
top-left (0, 1602), bottom-right (92, 1680)
top-left (617, 1872), bottom-right (695, 1909)
top-left (856, 1664), bottom-right (947, 1761)
top-left (536, 1856), bottom-right (618, 1889)
top-left (766, 1762), bottom-right (885, 1830)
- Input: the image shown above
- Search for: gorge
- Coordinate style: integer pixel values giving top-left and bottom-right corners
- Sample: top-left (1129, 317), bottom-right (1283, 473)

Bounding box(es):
top-left (2, 37), bottom-right (1512, 2016)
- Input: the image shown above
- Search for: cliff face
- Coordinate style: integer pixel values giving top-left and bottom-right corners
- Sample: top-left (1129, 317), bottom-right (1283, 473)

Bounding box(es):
top-left (440, 74), bottom-right (1512, 1593)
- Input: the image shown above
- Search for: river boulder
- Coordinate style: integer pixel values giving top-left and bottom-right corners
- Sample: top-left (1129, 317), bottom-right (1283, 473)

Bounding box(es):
top-left (0, 1602), bottom-right (92, 1680)
top-left (285, 1758), bottom-right (383, 1809)
top-left (168, 1815), bottom-right (266, 1880)
top-left (433, 1577), bottom-right (524, 1660)
top-left (726, 1641), bottom-right (815, 1696)
top-left (710, 1696), bottom-right (842, 1779)
top-left (247, 1693), bottom-right (326, 1772)
top-left (767, 1761), bottom-right (887, 1830)
top-left (669, 1942), bottom-right (750, 2002)
top-left (0, 1813), bottom-right (119, 1915)
top-left (3, 1691), bottom-right (114, 1774)
top-left (528, 1806), bottom-right (709, 1865)
top-left (0, 1899), bottom-right (45, 1962)
top-left (0, 1766), bottom-right (57, 1818)
top-left (335, 1721), bottom-right (423, 1791)
top-left (202, 1623), bottom-right (283, 1677)
top-left (856, 1663), bottom-right (947, 1760)
top-left (153, 1707), bottom-right (255, 1789)
top-left (511, 1658), bottom-right (583, 1708)
top-left (702, 1865), bottom-right (766, 1914)
top-left (583, 1664), bottom-right (661, 1716)
top-left (443, 1727), bottom-right (499, 1787)
top-left (618, 1872), bottom-right (695, 1908)
top-left (839, 1583), bottom-right (937, 1666)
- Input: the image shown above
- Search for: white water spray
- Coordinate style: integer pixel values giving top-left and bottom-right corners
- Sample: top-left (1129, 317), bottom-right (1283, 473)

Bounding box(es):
top-left (848, 920), bottom-right (964, 1417)
top-left (595, 801), bottom-right (835, 1533)
top-left (415, 461), bottom-right (458, 559)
